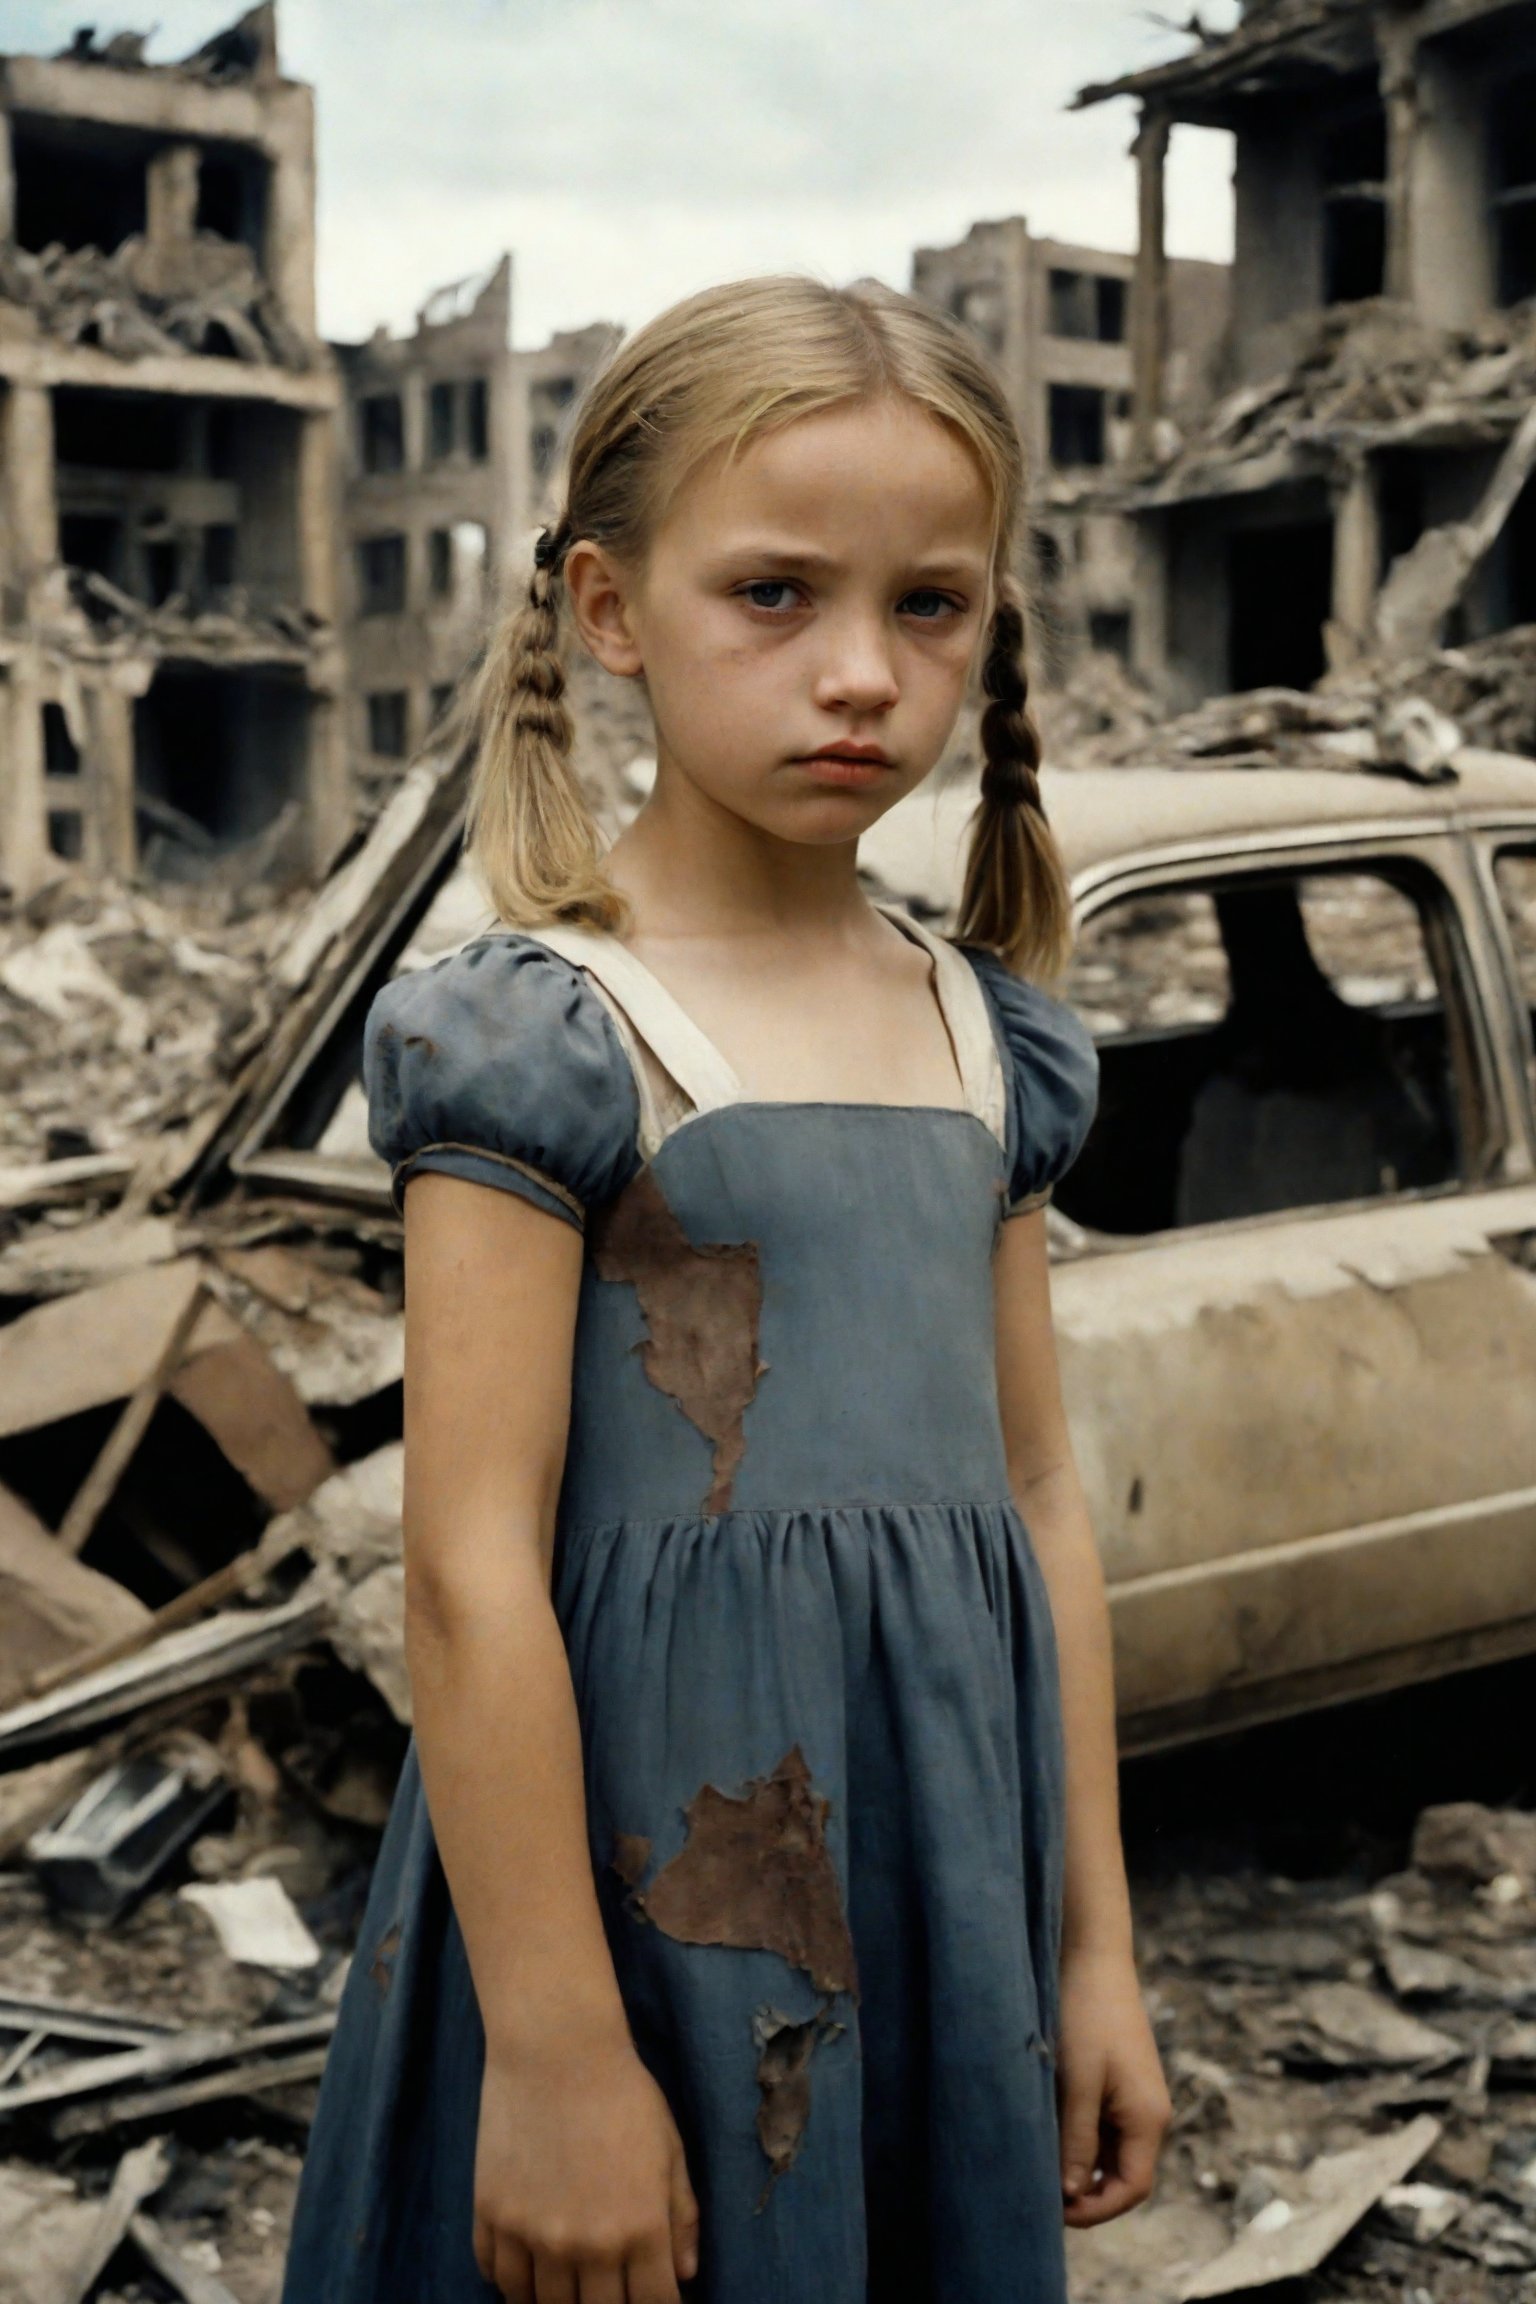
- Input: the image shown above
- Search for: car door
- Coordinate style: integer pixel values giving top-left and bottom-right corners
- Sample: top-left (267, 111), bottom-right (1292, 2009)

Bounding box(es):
top-left (1046, 823), bottom-right (1536, 1753)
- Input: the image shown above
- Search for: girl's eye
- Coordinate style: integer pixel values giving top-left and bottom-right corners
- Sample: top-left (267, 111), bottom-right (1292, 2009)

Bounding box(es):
top-left (740, 580), bottom-right (803, 612)
top-left (900, 589), bottom-right (961, 621)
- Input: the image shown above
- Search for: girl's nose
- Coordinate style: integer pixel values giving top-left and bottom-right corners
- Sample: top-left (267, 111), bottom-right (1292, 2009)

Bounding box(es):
top-left (813, 614), bottom-right (900, 714)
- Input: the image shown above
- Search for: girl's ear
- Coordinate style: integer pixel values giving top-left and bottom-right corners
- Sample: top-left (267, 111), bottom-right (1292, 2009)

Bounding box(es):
top-left (563, 539), bottom-right (644, 678)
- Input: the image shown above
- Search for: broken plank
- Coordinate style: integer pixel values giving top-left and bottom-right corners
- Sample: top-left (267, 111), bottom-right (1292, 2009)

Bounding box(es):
top-left (0, 1589), bottom-right (327, 1761)
top-left (0, 1479), bottom-right (149, 1704)
top-left (0, 1259), bottom-right (205, 1441)
top-left (0, 2010), bottom-right (335, 2117)
top-left (56, 1279), bottom-right (209, 1557)
top-left (0, 1992), bottom-right (175, 2048)
top-left (20, 1520), bottom-right (312, 1706)
top-left (56, 2135), bottom-right (170, 2304)
top-left (128, 2212), bottom-right (242, 2304)
top-left (54, 2046), bottom-right (333, 2138)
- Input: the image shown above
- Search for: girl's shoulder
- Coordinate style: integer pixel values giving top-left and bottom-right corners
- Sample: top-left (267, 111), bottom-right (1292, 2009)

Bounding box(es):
top-left (955, 944), bottom-right (1100, 1215)
top-left (363, 930), bottom-right (642, 1225)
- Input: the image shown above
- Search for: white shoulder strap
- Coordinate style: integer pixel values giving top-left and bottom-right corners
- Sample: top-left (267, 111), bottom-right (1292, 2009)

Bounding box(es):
top-left (529, 922), bottom-right (743, 1141)
top-left (874, 904), bottom-right (1008, 1147)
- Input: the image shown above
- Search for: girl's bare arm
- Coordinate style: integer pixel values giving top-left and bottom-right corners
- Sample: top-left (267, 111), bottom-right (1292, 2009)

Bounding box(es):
top-left (402, 1172), bottom-right (698, 2304)
top-left (994, 1211), bottom-right (1172, 2228)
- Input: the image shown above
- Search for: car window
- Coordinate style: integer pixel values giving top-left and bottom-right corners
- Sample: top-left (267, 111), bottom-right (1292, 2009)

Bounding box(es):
top-left (1062, 891), bottom-right (1230, 1037)
top-left (1494, 846), bottom-right (1536, 1003)
top-left (1493, 847), bottom-right (1536, 1108)
top-left (1056, 864), bottom-right (1466, 1238)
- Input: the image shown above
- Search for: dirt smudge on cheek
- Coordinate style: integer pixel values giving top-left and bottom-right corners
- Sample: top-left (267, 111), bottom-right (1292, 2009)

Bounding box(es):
top-left (590, 1168), bottom-right (767, 1514)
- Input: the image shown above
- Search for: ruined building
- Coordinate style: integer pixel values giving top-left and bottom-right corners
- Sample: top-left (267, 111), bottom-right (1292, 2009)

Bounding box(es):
top-left (334, 263), bottom-right (618, 777)
top-left (1077, 0), bottom-right (1536, 705)
top-left (911, 216), bottom-right (1229, 672)
top-left (0, 6), bottom-right (346, 897)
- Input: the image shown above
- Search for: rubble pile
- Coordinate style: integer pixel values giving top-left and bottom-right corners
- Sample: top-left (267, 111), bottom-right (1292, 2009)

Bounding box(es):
top-left (0, 1228), bottom-right (411, 2296)
top-left (0, 871), bottom-right (312, 1185)
top-left (1072, 1799), bottom-right (1536, 2304)
top-left (1139, 302), bottom-right (1536, 501)
top-left (0, 237), bottom-right (314, 373)
top-left (1050, 624), bottom-right (1536, 787)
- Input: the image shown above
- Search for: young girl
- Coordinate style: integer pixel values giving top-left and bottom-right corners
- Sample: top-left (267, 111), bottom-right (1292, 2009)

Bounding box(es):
top-left (283, 274), bottom-right (1170, 2304)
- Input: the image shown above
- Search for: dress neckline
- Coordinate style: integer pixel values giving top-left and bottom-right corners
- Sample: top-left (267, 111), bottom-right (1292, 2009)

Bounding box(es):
top-left (524, 903), bottom-right (1008, 1153)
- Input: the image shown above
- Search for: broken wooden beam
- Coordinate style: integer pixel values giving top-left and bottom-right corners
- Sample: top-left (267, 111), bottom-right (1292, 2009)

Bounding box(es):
top-left (57, 1279), bottom-right (209, 1558)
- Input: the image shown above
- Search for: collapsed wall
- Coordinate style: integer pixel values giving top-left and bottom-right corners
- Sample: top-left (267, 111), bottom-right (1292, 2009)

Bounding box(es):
top-left (0, 4), bottom-right (347, 899)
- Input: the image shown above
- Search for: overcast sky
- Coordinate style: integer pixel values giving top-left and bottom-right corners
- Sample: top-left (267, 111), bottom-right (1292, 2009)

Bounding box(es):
top-left (6, 0), bottom-right (1242, 347)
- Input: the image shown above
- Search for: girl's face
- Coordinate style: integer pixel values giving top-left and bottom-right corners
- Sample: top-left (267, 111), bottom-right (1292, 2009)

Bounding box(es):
top-left (571, 395), bottom-right (996, 846)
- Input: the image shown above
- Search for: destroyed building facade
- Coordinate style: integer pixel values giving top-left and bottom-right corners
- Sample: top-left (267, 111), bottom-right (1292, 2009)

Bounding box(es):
top-left (1077, 0), bottom-right (1536, 705)
top-left (335, 264), bottom-right (618, 778)
top-left (911, 215), bottom-right (1229, 673)
top-left (0, 5), bottom-right (347, 899)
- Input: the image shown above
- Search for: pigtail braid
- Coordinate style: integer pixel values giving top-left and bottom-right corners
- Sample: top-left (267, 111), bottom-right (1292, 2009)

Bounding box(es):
top-left (954, 575), bottom-right (1072, 980)
top-left (464, 525), bottom-right (625, 929)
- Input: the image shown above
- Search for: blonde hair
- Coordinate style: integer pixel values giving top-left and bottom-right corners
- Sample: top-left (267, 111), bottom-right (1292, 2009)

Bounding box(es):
top-left (464, 273), bottom-right (1071, 977)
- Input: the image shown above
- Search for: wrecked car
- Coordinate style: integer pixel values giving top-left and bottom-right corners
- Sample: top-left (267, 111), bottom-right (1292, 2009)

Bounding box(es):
top-left (212, 744), bottom-right (1536, 1754)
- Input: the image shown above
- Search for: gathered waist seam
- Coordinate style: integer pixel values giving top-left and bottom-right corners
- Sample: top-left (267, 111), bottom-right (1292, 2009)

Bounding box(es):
top-left (559, 1492), bottom-right (1022, 1539)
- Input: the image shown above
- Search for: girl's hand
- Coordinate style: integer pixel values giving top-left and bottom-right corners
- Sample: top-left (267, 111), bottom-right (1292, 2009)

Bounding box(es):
top-left (473, 2022), bottom-right (700, 2303)
top-left (1055, 1943), bottom-right (1173, 2229)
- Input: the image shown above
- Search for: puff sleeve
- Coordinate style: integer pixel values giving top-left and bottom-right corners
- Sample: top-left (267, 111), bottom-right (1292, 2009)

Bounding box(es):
top-left (961, 948), bottom-right (1100, 1216)
top-left (363, 934), bottom-right (641, 1226)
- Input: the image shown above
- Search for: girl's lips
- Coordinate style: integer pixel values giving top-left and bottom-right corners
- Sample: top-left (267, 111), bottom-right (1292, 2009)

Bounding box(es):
top-left (796, 752), bottom-right (895, 788)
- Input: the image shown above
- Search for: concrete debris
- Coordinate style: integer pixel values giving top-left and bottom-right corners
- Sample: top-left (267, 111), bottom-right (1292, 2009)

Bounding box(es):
top-left (1177, 2115), bottom-right (1441, 2298)
top-left (1124, 304), bottom-right (1536, 509)
top-left (179, 1879), bottom-right (320, 1973)
top-left (0, 235), bottom-right (312, 372)
top-left (1068, 1795), bottom-right (1536, 2303)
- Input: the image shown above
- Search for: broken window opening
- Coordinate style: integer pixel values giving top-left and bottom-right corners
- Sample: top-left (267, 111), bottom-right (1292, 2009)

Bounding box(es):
top-left (357, 534), bottom-right (408, 618)
top-left (133, 665), bottom-right (309, 873)
top-left (367, 691), bottom-right (410, 759)
top-left (194, 142), bottom-right (268, 256)
top-left (428, 381), bottom-right (455, 463)
top-left (1492, 67), bottom-right (1536, 306)
top-left (144, 539), bottom-right (180, 607)
top-left (46, 811), bottom-right (84, 861)
top-left (359, 395), bottom-right (405, 477)
top-left (466, 378), bottom-right (490, 462)
top-left (1088, 609), bottom-right (1132, 661)
top-left (1227, 519), bottom-right (1333, 692)
top-left (530, 422), bottom-right (559, 484)
top-left (427, 529), bottom-right (452, 599)
top-left (1320, 101), bottom-right (1388, 304)
top-left (43, 705), bottom-right (81, 778)
top-left (1047, 269), bottom-right (1127, 345)
top-left (59, 512), bottom-right (125, 587)
top-left (429, 683), bottom-right (455, 726)
top-left (202, 523), bottom-right (238, 591)
top-left (55, 389), bottom-right (182, 474)
top-left (1056, 864), bottom-right (1469, 1238)
top-left (1048, 268), bottom-right (1091, 340)
top-left (1049, 385), bottom-right (1107, 469)
top-left (12, 113), bottom-right (149, 255)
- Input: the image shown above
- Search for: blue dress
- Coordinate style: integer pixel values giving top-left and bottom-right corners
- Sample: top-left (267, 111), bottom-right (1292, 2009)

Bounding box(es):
top-left (281, 904), bottom-right (1098, 2304)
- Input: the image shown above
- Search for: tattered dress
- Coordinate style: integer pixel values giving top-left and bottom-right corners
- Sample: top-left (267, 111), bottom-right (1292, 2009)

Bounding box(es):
top-left (281, 903), bottom-right (1099, 2304)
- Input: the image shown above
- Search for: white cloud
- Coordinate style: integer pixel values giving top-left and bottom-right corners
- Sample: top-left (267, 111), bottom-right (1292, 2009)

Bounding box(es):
top-left (4, 0), bottom-right (1238, 344)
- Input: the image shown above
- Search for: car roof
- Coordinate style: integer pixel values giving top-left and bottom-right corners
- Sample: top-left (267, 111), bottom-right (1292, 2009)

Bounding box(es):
top-left (1044, 752), bottom-right (1536, 882)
